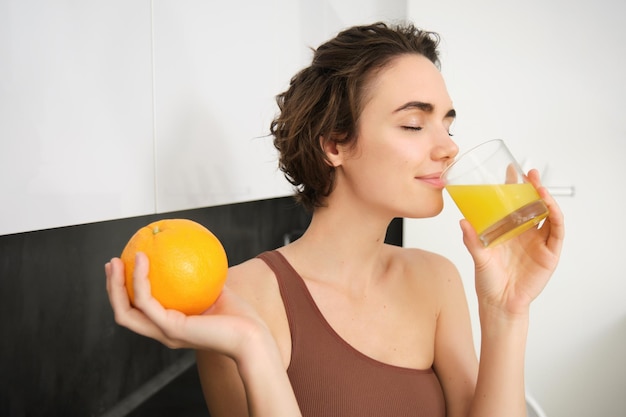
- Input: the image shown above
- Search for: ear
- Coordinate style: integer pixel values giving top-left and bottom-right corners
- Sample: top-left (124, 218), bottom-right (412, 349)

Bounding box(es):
top-left (320, 135), bottom-right (343, 167)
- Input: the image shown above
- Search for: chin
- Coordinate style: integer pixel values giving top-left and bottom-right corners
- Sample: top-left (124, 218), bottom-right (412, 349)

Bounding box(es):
top-left (403, 201), bottom-right (444, 219)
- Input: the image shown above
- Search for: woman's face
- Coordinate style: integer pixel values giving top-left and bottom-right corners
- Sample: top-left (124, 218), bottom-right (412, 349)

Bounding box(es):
top-left (334, 53), bottom-right (459, 219)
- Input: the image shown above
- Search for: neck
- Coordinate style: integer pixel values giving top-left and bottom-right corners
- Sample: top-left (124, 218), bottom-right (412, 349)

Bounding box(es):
top-left (284, 200), bottom-right (395, 291)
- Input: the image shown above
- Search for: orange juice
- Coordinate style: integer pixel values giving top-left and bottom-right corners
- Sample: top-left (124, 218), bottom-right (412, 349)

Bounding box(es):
top-left (446, 183), bottom-right (548, 246)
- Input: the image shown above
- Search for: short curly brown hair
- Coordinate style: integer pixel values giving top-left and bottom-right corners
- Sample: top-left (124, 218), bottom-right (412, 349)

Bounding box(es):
top-left (270, 22), bottom-right (441, 211)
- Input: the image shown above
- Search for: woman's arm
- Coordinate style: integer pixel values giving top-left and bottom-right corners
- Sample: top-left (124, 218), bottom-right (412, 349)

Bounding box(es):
top-left (196, 350), bottom-right (248, 417)
top-left (432, 261), bottom-right (479, 417)
top-left (469, 304), bottom-right (529, 416)
top-left (435, 169), bottom-right (564, 417)
top-left (464, 169), bottom-right (565, 417)
top-left (105, 254), bottom-right (302, 417)
top-left (195, 322), bottom-right (298, 417)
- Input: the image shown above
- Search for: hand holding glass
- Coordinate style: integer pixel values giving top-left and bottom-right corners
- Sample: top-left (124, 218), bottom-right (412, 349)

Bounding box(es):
top-left (441, 139), bottom-right (549, 247)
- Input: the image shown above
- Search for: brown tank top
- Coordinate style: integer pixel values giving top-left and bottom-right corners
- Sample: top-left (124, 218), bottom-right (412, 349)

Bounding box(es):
top-left (257, 250), bottom-right (446, 417)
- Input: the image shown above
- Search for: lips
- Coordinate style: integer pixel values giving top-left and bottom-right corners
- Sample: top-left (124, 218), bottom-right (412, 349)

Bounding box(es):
top-left (416, 173), bottom-right (446, 188)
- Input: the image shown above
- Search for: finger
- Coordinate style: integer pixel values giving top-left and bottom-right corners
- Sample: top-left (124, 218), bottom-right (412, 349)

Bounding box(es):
top-left (107, 256), bottom-right (167, 340)
top-left (538, 189), bottom-right (565, 253)
top-left (130, 252), bottom-right (165, 317)
top-left (130, 253), bottom-right (187, 335)
top-left (106, 258), bottom-right (130, 309)
top-left (526, 169), bottom-right (565, 252)
top-left (105, 261), bottom-right (112, 295)
top-left (105, 258), bottom-right (124, 295)
top-left (505, 163), bottom-right (519, 184)
top-left (526, 168), bottom-right (543, 189)
top-left (131, 252), bottom-right (151, 306)
top-left (460, 219), bottom-right (489, 267)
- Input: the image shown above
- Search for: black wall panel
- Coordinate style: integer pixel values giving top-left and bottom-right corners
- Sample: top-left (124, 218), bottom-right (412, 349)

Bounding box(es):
top-left (0, 197), bottom-right (402, 416)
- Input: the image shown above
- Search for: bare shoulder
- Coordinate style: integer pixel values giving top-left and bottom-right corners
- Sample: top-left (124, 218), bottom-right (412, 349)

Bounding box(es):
top-left (227, 256), bottom-right (278, 299)
top-left (387, 245), bottom-right (465, 308)
top-left (226, 255), bottom-right (285, 323)
top-left (390, 245), bottom-right (461, 282)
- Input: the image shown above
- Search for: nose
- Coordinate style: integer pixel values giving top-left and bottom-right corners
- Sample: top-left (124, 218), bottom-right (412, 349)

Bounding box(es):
top-left (433, 132), bottom-right (459, 162)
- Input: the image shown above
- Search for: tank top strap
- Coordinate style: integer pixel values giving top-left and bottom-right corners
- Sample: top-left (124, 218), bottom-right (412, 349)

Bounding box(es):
top-left (256, 250), bottom-right (318, 342)
top-left (256, 249), bottom-right (303, 298)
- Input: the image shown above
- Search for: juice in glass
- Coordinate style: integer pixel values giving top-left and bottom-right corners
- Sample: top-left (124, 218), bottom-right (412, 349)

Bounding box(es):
top-left (446, 182), bottom-right (548, 247)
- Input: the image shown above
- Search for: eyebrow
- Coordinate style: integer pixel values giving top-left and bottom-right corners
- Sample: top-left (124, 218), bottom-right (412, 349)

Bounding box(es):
top-left (393, 101), bottom-right (456, 118)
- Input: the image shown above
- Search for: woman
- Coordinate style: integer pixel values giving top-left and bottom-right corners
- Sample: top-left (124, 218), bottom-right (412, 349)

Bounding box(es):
top-left (106, 22), bottom-right (564, 417)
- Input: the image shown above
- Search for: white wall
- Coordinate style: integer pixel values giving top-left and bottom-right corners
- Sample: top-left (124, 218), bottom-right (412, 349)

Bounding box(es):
top-left (405, 1), bottom-right (626, 416)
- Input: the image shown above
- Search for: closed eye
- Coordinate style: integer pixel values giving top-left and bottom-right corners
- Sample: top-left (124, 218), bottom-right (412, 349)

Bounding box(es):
top-left (402, 126), bottom-right (422, 131)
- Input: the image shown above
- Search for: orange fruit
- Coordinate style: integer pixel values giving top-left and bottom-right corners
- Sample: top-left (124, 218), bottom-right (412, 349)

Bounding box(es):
top-left (120, 218), bottom-right (228, 315)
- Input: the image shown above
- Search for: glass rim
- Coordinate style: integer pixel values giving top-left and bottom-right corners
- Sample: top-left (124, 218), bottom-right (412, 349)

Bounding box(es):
top-left (440, 138), bottom-right (506, 180)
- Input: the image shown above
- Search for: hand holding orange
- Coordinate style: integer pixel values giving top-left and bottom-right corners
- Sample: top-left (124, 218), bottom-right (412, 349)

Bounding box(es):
top-left (120, 219), bottom-right (228, 315)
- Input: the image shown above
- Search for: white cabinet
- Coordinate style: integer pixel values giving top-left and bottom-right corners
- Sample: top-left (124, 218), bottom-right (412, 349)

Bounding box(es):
top-left (0, 1), bottom-right (155, 235)
top-left (151, 0), bottom-right (407, 212)
top-left (0, 0), bottom-right (406, 235)
top-left (151, 0), bottom-right (302, 212)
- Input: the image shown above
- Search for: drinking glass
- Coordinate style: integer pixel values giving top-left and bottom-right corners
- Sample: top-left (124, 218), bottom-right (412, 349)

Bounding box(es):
top-left (441, 139), bottom-right (549, 247)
